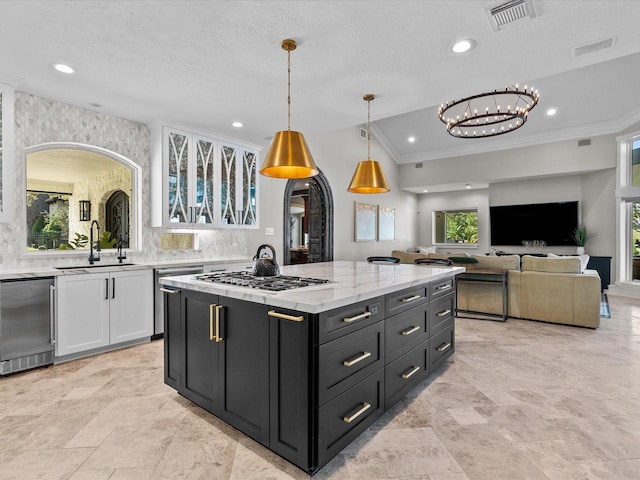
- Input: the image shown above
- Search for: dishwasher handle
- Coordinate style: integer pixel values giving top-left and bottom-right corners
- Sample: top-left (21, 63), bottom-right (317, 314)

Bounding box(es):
top-left (156, 266), bottom-right (204, 276)
top-left (49, 285), bottom-right (56, 346)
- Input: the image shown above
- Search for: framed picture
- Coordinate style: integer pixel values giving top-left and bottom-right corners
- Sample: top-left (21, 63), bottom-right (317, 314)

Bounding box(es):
top-left (378, 206), bottom-right (395, 241)
top-left (354, 202), bottom-right (377, 241)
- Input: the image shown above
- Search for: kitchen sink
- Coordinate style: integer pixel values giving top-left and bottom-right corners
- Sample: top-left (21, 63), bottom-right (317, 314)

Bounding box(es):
top-left (55, 263), bottom-right (136, 270)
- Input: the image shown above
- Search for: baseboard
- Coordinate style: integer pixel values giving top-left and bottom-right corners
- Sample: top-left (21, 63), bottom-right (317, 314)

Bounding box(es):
top-left (607, 283), bottom-right (640, 299)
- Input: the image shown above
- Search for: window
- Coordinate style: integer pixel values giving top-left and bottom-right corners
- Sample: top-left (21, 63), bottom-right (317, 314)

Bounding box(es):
top-left (616, 134), bottom-right (640, 285)
top-left (433, 209), bottom-right (478, 245)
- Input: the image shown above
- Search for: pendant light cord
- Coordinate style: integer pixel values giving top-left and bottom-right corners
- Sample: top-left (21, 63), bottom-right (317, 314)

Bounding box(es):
top-left (367, 98), bottom-right (371, 160)
top-left (287, 48), bottom-right (291, 131)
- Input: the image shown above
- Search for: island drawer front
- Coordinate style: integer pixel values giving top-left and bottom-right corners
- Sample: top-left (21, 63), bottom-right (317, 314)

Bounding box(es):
top-left (317, 369), bottom-right (384, 468)
top-left (385, 303), bottom-right (429, 364)
top-left (429, 293), bottom-right (455, 336)
top-left (385, 285), bottom-right (429, 317)
top-left (319, 296), bottom-right (384, 344)
top-left (318, 321), bottom-right (384, 406)
top-left (429, 324), bottom-right (454, 373)
top-left (384, 340), bottom-right (428, 409)
top-left (429, 277), bottom-right (455, 299)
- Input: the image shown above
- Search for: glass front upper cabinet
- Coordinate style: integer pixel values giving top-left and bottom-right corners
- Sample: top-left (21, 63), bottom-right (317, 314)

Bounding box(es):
top-left (162, 126), bottom-right (258, 228)
top-left (0, 83), bottom-right (15, 223)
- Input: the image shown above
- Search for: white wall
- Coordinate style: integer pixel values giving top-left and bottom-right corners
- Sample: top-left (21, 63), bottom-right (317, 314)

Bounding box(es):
top-left (246, 126), bottom-right (418, 262)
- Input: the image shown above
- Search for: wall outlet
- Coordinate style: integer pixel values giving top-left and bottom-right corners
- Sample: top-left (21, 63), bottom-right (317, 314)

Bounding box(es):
top-left (265, 227), bottom-right (274, 235)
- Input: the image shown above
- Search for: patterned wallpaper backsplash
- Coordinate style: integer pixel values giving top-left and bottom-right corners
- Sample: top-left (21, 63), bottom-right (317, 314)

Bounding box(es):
top-left (0, 92), bottom-right (248, 270)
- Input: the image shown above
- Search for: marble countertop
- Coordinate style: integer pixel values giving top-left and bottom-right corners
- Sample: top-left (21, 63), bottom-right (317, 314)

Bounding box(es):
top-left (0, 257), bottom-right (253, 280)
top-left (159, 260), bottom-right (465, 314)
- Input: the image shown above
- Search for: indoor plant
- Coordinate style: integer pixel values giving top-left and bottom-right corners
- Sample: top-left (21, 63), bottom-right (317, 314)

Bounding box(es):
top-left (572, 224), bottom-right (597, 254)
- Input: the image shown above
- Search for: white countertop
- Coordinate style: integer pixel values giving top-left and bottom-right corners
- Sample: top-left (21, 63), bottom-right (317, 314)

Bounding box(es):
top-left (0, 258), bottom-right (253, 280)
top-left (159, 261), bottom-right (464, 314)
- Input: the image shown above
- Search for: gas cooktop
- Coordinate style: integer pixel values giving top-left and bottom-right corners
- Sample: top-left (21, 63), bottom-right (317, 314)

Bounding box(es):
top-left (193, 271), bottom-right (333, 292)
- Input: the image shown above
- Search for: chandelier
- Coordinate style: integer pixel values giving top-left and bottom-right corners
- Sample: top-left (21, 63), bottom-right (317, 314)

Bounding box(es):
top-left (437, 84), bottom-right (540, 138)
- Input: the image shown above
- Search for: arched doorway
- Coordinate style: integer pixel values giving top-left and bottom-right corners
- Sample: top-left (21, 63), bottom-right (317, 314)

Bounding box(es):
top-left (283, 170), bottom-right (333, 264)
top-left (106, 190), bottom-right (130, 247)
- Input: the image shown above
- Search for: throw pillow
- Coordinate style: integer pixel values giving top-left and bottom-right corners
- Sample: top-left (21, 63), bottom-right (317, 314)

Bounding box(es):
top-left (548, 253), bottom-right (590, 273)
top-left (417, 246), bottom-right (437, 254)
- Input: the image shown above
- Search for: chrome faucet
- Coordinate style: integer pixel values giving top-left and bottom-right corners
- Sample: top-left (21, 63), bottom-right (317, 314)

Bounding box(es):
top-left (89, 220), bottom-right (101, 264)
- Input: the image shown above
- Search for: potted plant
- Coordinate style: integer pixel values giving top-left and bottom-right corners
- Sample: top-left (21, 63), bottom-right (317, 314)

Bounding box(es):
top-left (572, 224), bottom-right (596, 254)
top-left (448, 256), bottom-right (479, 269)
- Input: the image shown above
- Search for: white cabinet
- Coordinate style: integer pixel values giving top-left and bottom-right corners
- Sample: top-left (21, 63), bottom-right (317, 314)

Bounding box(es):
top-left (151, 124), bottom-right (260, 229)
top-left (56, 269), bottom-right (153, 357)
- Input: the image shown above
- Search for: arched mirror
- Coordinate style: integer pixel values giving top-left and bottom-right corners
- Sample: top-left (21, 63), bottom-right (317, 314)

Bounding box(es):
top-left (25, 144), bottom-right (140, 253)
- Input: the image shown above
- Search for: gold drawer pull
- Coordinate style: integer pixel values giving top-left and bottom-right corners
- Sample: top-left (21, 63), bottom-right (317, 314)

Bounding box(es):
top-left (343, 351), bottom-right (371, 367)
top-left (268, 310), bottom-right (304, 322)
top-left (437, 342), bottom-right (452, 352)
top-left (436, 309), bottom-right (451, 317)
top-left (401, 365), bottom-right (420, 379)
top-left (401, 294), bottom-right (421, 303)
top-left (210, 304), bottom-right (224, 342)
top-left (401, 326), bottom-right (420, 336)
top-left (343, 402), bottom-right (371, 424)
top-left (343, 311), bottom-right (372, 323)
top-left (159, 287), bottom-right (180, 294)
top-left (436, 284), bottom-right (452, 291)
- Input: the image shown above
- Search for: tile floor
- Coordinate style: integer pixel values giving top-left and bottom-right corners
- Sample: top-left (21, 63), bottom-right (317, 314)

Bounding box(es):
top-left (1, 294), bottom-right (640, 479)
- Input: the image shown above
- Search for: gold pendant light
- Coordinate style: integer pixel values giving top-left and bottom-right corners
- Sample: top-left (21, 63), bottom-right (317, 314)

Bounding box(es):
top-left (260, 39), bottom-right (319, 179)
top-left (347, 94), bottom-right (390, 193)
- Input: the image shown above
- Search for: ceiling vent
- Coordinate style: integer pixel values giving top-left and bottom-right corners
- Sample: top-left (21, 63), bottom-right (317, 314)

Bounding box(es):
top-left (578, 139), bottom-right (591, 147)
top-left (486, 0), bottom-right (536, 31)
top-left (415, 162), bottom-right (423, 169)
top-left (573, 37), bottom-right (615, 57)
top-left (360, 127), bottom-right (368, 140)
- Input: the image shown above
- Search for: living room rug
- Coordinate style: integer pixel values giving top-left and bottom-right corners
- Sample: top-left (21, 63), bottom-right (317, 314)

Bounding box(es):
top-left (600, 293), bottom-right (611, 318)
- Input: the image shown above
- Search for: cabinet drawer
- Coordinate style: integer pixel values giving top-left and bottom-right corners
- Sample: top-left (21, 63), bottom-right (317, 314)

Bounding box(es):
top-left (429, 277), bottom-right (455, 300)
top-left (319, 296), bottom-right (384, 344)
top-left (317, 370), bottom-right (384, 468)
top-left (384, 340), bottom-right (428, 409)
top-left (429, 293), bottom-right (455, 336)
top-left (318, 321), bottom-right (384, 405)
top-left (429, 324), bottom-right (454, 373)
top-left (385, 285), bottom-right (428, 317)
top-left (385, 303), bottom-right (429, 363)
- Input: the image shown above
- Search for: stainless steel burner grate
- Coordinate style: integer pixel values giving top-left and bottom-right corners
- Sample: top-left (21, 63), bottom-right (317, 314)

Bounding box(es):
top-left (194, 271), bottom-right (332, 292)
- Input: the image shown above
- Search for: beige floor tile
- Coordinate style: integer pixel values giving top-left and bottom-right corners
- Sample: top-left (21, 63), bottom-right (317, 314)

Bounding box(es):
top-left (446, 407), bottom-right (488, 425)
top-left (0, 448), bottom-right (94, 480)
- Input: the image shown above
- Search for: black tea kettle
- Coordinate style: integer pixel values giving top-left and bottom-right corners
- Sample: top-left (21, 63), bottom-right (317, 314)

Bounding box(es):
top-left (252, 244), bottom-right (281, 277)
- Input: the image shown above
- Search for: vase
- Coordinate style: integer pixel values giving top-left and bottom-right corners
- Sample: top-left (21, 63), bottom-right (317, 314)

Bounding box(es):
top-left (577, 246), bottom-right (585, 255)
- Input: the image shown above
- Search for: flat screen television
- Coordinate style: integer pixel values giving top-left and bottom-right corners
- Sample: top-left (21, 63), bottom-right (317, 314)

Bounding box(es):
top-left (489, 201), bottom-right (578, 246)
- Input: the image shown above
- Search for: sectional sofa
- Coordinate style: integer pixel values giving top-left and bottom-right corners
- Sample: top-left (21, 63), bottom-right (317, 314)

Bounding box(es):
top-left (391, 250), bottom-right (601, 329)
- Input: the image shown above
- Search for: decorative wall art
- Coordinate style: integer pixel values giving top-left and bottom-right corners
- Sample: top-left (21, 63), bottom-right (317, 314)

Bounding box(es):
top-left (354, 202), bottom-right (377, 241)
top-left (378, 206), bottom-right (395, 241)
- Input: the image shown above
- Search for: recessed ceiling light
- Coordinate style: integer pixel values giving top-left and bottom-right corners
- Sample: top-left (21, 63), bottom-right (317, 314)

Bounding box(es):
top-left (423, 189), bottom-right (428, 193)
top-left (408, 136), bottom-right (416, 143)
top-left (452, 40), bottom-right (474, 54)
top-left (546, 108), bottom-right (557, 116)
top-left (465, 184), bottom-right (472, 189)
top-left (52, 63), bottom-right (76, 74)
top-left (232, 121), bottom-right (243, 128)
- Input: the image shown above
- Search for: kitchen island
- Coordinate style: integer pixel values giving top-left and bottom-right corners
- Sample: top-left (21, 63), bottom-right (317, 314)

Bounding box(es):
top-left (160, 261), bottom-right (463, 474)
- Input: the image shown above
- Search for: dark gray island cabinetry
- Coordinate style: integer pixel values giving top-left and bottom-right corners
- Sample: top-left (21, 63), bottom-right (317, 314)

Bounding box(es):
top-left (161, 261), bottom-right (462, 474)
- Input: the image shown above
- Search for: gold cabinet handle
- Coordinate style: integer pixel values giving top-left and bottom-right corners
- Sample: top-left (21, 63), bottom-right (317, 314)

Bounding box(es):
top-left (268, 310), bottom-right (304, 322)
top-left (436, 309), bottom-right (451, 317)
top-left (215, 305), bottom-right (223, 343)
top-left (159, 287), bottom-right (180, 294)
top-left (401, 326), bottom-right (420, 336)
top-left (401, 365), bottom-right (420, 379)
top-left (343, 311), bottom-right (372, 323)
top-left (209, 304), bottom-right (224, 342)
top-left (401, 294), bottom-right (421, 303)
top-left (343, 351), bottom-right (371, 367)
top-left (209, 304), bottom-right (217, 341)
top-left (436, 284), bottom-right (452, 291)
top-left (343, 402), bottom-right (371, 424)
top-left (437, 342), bottom-right (452, 352)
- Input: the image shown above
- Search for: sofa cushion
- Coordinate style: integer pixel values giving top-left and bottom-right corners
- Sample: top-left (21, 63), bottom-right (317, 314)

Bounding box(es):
top-left (521, 255), bottom-right (581, 274)
top-left (391, 250), bottom-right (427, 264)
top-left (547, 253), bottom-right (590, 273)
top-left (417, 245), bottom-right (437, 254)
top-left (471, 254), bottom-right (520, 271)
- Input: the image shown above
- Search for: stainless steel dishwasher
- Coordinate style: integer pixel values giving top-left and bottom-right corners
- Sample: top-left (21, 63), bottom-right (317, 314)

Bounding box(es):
top-left (153, 265), bottom-right (204, 339)
top-left (0, 277), bottom-right (55, 375)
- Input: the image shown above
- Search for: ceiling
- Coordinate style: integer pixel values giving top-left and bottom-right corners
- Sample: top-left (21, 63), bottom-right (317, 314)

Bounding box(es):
top-left (27, 149), bottom-right (126, 184)
top-left (2, 0), bottom-right (640, 177)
